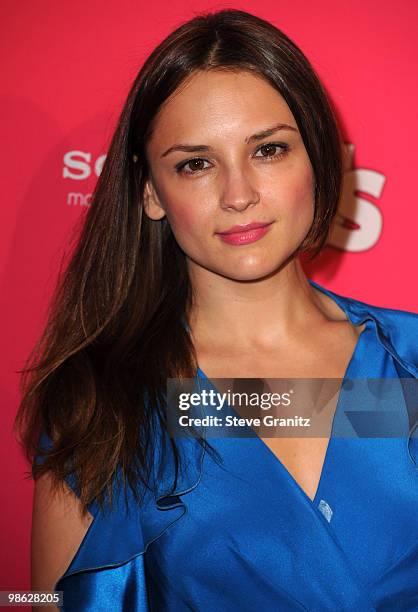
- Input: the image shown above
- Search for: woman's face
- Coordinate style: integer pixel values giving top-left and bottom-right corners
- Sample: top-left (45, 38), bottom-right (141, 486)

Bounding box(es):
top-left (144, 69), bottom-right (315, 281)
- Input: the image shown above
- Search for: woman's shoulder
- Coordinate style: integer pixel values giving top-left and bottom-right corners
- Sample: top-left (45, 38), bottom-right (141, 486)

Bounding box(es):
top-left (344, 291), bottom-right (418, 322)
top-left (310, 279), bottom-right (418, 377)
top-left (346, 291), bottom-right (418, 377)
top-left (33, 426), bottom-right (205, 601)
top-left (340, 288), bottom-right (418, 339)
top-left (311, 278), bottom-right (418, 322)
top-left (348, 292), bottom-right (418, 340)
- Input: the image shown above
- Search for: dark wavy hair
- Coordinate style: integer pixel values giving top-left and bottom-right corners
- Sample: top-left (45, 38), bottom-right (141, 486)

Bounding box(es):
top-left (14, 8), bottom-right (343, 514)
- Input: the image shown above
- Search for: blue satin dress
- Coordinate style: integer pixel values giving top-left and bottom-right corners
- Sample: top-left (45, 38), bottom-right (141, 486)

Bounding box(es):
top-left (37, 279), bottom-right (418, 611)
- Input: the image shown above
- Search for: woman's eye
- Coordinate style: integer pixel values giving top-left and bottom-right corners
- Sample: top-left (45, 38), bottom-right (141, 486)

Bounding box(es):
top-left (254, 143), bottom-right (288, 159)
top-left (176, 158), bottom-right (211, 174)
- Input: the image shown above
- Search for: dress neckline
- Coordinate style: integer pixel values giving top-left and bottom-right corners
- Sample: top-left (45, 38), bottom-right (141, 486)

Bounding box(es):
top-left (258, 319), bottom-right (371, 508)
top-left (196, 278), bottom-right (372, 509)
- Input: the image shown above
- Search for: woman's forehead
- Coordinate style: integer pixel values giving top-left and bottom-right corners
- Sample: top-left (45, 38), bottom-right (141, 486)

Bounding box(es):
top-left (147, 70), bottom-right (296, 149)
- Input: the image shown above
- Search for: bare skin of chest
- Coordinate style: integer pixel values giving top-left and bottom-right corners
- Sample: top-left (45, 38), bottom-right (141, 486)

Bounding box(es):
top-left (195, 321), bottom-right (366, 502)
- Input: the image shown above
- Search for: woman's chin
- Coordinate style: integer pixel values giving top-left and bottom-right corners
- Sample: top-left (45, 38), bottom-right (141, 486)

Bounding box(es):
top-left (216, 260), bottom-right (284, 283)
top-left (187, 252), bottom-right (293, 283)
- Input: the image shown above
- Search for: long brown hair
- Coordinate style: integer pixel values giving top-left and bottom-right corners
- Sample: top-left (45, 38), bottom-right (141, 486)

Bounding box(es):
top-left (14, 8), bottom-right (343, 515)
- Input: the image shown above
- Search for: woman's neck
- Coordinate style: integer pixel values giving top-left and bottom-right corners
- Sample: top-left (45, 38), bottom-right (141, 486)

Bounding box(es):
top-left (186, 257), bottom-right (342, 352)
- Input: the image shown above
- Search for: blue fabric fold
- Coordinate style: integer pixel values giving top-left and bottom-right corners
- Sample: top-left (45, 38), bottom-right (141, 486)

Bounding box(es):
top-left (309, 279), bottom-right (418, 378)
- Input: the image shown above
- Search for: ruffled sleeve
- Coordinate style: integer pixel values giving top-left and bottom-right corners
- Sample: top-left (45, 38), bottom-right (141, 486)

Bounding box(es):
top-left (35, 427), bottom-right (205, 611)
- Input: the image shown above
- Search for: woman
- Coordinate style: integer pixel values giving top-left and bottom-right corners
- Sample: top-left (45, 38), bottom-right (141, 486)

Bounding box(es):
top-left (16, 8), bottom-right (418, 611)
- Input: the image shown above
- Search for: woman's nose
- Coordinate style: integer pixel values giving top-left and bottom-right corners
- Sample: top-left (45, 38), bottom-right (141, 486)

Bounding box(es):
top-left (219, 169), bottom-right (260, 212)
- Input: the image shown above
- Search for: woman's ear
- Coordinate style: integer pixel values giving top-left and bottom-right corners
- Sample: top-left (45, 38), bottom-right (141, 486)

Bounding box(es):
top-left (143, 179), bottom-right (166, 220)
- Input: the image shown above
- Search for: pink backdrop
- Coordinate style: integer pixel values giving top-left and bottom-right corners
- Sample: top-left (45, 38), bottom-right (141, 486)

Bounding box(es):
top-left (1, 0), bottom-right (417, 593)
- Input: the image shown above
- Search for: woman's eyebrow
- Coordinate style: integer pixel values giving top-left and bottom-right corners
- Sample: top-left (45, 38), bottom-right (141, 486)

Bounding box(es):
top-left (160, 123), bottom-right (298, 158)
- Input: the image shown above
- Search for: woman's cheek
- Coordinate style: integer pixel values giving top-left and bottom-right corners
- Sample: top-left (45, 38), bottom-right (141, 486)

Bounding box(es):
top-left (280, 165), bottom-right (315, 216)
top-left (166, 201), bottom-right (205, 241)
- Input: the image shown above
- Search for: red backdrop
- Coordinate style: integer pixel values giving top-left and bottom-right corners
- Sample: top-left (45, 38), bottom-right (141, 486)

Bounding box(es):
top-left (1, 0), bottom-right (417, 593)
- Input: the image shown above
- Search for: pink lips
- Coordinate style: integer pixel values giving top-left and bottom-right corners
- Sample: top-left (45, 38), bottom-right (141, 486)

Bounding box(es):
top-left (216, 221), bottom-right (273, 246)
